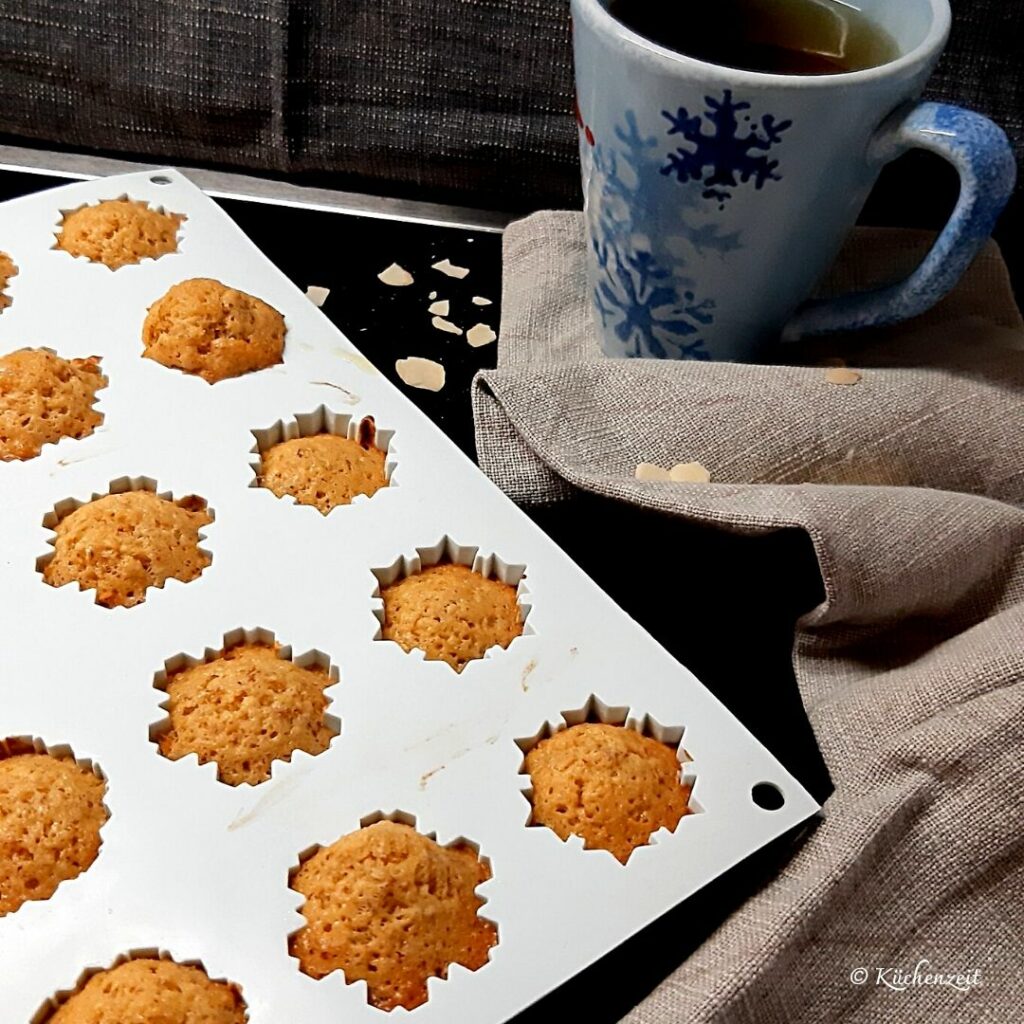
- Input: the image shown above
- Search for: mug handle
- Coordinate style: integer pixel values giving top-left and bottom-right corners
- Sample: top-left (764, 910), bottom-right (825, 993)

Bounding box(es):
top-left (782, 102), bottom-right (1017, 341)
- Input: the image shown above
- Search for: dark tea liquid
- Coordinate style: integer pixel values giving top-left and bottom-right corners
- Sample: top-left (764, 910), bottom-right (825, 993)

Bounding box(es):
top-left (605, 0), bottom-right (900, 75)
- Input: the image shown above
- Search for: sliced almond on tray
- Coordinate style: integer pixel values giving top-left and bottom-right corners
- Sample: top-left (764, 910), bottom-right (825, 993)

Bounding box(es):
top-left (432, 258), bottom-right (470, 279)
top-left (378, 262), bottom-right (414, 286)
top-left (432, 316), bottom-right (463, 336)
top-left (466, 323), bottom-right (497, 348)
top-left (395, 356), bottom-right (446, 392)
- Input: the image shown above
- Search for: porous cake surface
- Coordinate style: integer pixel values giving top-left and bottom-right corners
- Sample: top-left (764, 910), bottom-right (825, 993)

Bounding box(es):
top-left (56, 199), bottom-right (183, 269)
top-left (0, 348), bottom-right (105, 461)
top-left (379, 563), bottom-right (522, 671)
top-left (259, 433), bottom-right (387, 514)
top-left (49, 958), bottom-right (247, 1024)
top-left (142, 277), bottom-right (285, 383)
top-left (290, 820), bottom-right (497, 1010)
top-left (0, 249), bottom-right (16, 309)
top-left (524, 723), bottom-right (691, 863)
top-left (159, 642), bottom-right (334, 785)
top-left (43, 490), bottom-right (212, 608)
top-left (0, 752), bottom-right (107, 916)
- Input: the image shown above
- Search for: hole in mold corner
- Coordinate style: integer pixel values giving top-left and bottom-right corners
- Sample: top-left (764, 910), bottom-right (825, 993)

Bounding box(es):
top-left (36, 476), bottom-right (214, 609)
top-left (751, 782), bottom-right (786, 811)
top-left (0, 736), bottom-right (109, 919)
top-left (150, 626), bottom-right (341, 787)
top-left (370, 537), bottom-right (532, 673)
top-left (286, 810), bottom-right (498, 1011)
top-left (249, 405), bottom-right (397, 515)
top-left (32, 949), bottom-right (247, 1024)
top-left (51, 192), bottom-right (186, 268)
top-left (150, 175), bottom-right (173, 185)
top-left (514, 695), bottom-right (698, 864)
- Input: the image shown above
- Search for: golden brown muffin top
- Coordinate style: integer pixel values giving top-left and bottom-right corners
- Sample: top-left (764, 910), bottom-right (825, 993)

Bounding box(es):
top-left (290, 820), bottom-right (496, 1010)
top-left (524, 723), bottom-right (692, 864)
top-left (0, 348), bottom-right (106, 461)
top-left (159, 642), bottom-right (334, 786)
top-left (0, 249), bottom-right (17, 310)
top-left (142, 278), bottom-right (285, 384)
top-left (50, 958), bottom-right (247, 1024)
top-left (43, 490), bottom-right (212, 608)
top-left (56, 199), bottom-right (184, 269)
top-left (0, 751), bottom-right (107, 916)
top-left (379, 563), bottom-right (522, 672)
top-left (258, 433), bottom-right (387, 514)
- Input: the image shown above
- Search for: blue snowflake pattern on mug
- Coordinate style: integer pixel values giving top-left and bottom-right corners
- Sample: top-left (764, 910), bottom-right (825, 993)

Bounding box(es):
top-left (587, 111), bottom-right (719, 359)
top-left (661, 89), bottom-right (792, 207)
top-left (593, 248), bottom-right (714, 360)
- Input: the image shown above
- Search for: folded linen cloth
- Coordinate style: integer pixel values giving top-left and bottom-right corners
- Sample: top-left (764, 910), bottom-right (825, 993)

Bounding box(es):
top-left (472, 212), bottom-right (1024, 1023)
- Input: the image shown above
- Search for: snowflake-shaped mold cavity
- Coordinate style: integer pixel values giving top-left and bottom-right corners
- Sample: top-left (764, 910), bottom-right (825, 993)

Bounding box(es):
top-left (0, 736), bottom-right (109, 918)
top-left (150, 626), bottom-right (341, 787)
top-left (0, 247), bottom-right (18, 312)
top-left (36, 476), bottom-right (213, 609)
top-left (370, 537), bottom-right (532, 674)
top-left (0, 347), bottom-right (107, 462)
top-left (52, 194), bottom-right (186, 270)
top-left (287, 810), bottom-right (499, 1012)
top-left (515, 696), bottom-right (700, 865)
top-left (32, 949), bottom-right (248, 1024)
top-left (250, 405), bottom-right (396, 515)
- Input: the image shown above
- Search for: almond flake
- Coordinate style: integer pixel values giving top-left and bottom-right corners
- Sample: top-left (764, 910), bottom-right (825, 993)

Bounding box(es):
top-left (431, 316), bottom-right (463, 336)
top-left (395, 357), bottom-right (445, 392)
top-left (825, 367), bottom-right (862, 386)
top-left (428, 299), bottom-right (450, 316)
top-left (669, 461), bottom-right (711, 483)
top-left (466, 323), bottom-right (497, 348)
top-left (635, 462), bottom-right (671, 481)
top-left (428, 290), bottom-right (438, 300)
top-left (305, 285), bottom-right (330, 307)
top-left (431, 258), bottom-right (470, 279)
top-left (377, 262), bottom-right (414, 286)
top-left (472, 296), bottom-right (493, 306)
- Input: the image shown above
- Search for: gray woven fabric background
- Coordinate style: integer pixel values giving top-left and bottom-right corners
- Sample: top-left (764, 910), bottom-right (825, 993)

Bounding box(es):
top-left (0, 1), bottom-right (1020, 213)
top-left (471, 212), bottom-right (1024, 1021)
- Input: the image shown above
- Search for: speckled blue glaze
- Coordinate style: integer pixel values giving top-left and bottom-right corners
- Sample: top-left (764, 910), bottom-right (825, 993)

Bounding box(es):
top-left (572, 0), bottom-right (1017, 361)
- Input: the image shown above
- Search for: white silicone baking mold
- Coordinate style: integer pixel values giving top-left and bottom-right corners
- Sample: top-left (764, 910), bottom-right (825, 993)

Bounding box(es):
top-left (0, 169), bottom-right (820, 1022)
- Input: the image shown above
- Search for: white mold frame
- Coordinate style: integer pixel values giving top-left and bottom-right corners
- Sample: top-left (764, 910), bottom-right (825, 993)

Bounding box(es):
top-left (0, 169), bottom-right (820, 1024)
top-left (149, 625), bottom-right (342, 787)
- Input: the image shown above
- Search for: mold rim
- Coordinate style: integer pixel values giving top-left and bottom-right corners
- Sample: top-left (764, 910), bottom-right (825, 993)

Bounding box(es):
top-left (369, 536), bottom-right (533, 675)
top-left (249, 405), bottom-right (398, 514)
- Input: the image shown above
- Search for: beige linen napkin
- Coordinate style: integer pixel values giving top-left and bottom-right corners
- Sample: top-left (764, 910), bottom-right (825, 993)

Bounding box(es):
top-left (472, 212), bottom-right (1024, 1023)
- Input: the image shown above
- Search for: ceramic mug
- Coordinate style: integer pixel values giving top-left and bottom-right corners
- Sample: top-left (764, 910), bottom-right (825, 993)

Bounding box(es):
top-left (572, 0), bottom-right (1017, 361)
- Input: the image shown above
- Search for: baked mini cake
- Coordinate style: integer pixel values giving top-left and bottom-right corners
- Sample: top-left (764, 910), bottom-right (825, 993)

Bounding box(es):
top-left (159, 642), bottom-right (335, 785)
top-left (379, 563), bottom-right (522, 671)
top-left (142, 278), bottom-right (285, 383)
top-left (49, 958), bottom-right (247, 1024)
top-left (0, 749), bottom-right (107, 916)
top-left (290, 820), bottom-right (496, 1011)
top-left (0, 249), bottom-right (16, 310)
top-left (43, 490), bottom-right (212, 608)
top-left (56, 199), bottom-right (184, 269)
top-left (258, 433), bottom-right (387, 514)
top-left (0, 348), bottom-right (106, 461)
top-left (524, 722), bottom-right (692, 863)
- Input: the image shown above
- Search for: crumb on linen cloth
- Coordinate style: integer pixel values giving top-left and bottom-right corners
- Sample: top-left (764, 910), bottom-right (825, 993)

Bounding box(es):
top-left (396, 357), bottom-right (445, 392)
top-left (635, 461), bottom-right (711, 483)
top-left (825, 367), bottom-right (862, 386)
